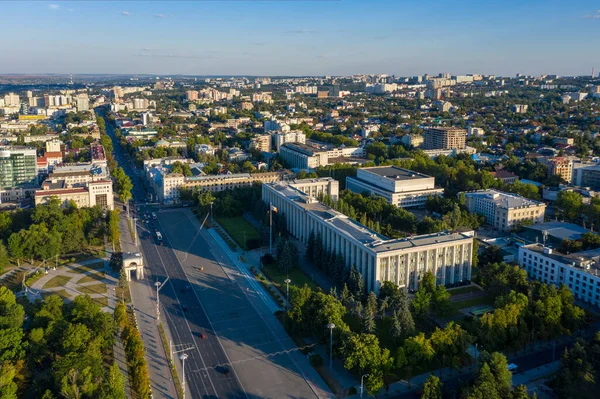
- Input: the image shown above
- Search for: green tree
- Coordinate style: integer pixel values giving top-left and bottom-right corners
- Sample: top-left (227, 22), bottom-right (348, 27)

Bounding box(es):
top-left (101, 362), bottom-right (126, 399)
top-left (555, 191), bottom-right (583, 221)
top-left (411, 289), bottom-right (431, 317)
top-left (422, 375), bottom-right (443, 399)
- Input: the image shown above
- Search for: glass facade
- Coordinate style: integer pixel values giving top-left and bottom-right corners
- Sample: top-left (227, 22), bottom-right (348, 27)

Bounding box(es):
top-left (0, 150), bottom-right (37, 189)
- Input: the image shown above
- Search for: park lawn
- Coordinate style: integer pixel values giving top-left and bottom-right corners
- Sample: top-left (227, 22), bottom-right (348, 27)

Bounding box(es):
top-left (43, 275), bottom-right (73, 289)
top-left (261, 262), bottom-right (319, 293)
top-left (92, 297), bottom-right (109, 307)
top-left (42, 289), bottom-right (70, 300)
top-left (77, 272), bottom-right (106, 284)
top-left (78, 283), bottom-right (108, 295)
top-left (69, 261), bottom-right (105, 274)
top-left (451, 294), bottom-right (495, 311)
top-left (449, 286), bottom-right (482, 296)
top-left (217, 216), bottom-right (260, 250)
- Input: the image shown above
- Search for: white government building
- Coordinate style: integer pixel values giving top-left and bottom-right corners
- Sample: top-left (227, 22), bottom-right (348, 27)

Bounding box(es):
top-left (346, 166), bottom-right (444, 208)
top-left (263, 178), bottom-right (474, 293)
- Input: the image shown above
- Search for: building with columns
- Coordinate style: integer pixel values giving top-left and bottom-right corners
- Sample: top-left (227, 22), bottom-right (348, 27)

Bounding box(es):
top-left (263, 180), bottom-right (474, 294)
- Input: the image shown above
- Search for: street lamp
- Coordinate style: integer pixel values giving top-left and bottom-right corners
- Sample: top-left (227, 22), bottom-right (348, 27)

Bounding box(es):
top-left (133, 217), bottom-right (137, 245)
top-left (327, 323), bottom-right (335, 368)
top-left (210, 202), bottom-right (214, 224)
top-left (155, 277), bottom-right (168, 321)
top-left (360, 373), bottom-right (370, 398)
top-left (284, 278), bottom-right (291, 309)
top-left (179, 352), bottom-right (188, 399)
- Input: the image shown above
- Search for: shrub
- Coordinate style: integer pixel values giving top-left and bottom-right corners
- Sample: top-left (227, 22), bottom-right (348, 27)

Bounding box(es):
top-left (261, 253), bottom-right (275, 265)
top-left (246, 238), bottom-right (261, 250)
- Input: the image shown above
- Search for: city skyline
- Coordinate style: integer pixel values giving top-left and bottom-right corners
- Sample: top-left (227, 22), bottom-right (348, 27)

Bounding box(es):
top-left (0, 0), bottom-right (599, 76)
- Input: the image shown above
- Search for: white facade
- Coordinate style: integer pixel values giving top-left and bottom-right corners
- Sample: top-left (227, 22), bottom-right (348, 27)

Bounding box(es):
top-left (273, 131), bottom-right (306, 151)
top-left (519, 245), bottom-right (600, 308)
top-left (263, 180), bottom-right (474, 293)
top-left (347, 166), bottom-right (444, 208)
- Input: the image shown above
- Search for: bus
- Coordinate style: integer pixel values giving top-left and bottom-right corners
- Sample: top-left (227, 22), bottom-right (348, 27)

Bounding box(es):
top-left (156, 231), bottom-right (163, 241)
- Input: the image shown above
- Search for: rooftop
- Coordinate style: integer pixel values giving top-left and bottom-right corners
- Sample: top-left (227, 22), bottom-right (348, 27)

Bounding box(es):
top-left (269, 182), bottom-right (473, 254)
top-left (465, 189), bottom-right (544, 209)
top-left (360, 166), bottom-right (431, 181)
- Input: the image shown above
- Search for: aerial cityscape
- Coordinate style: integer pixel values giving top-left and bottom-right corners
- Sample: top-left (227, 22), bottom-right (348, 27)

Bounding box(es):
top-left (1, 1), bottom-right (600, 399)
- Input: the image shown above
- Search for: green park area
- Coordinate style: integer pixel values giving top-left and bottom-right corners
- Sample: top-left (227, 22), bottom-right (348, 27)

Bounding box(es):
top-left (217, 216), bottom-right (261, 250)
top-left (261, 262), bottom-right (319, 293)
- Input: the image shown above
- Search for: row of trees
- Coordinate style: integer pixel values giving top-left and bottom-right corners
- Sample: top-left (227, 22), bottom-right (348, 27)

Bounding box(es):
top-left (114, 301), bottom-right (151, 398)
top-left (0, 287), bottom-right (125, 398)
top-left (550, 333), bottom-right (600, 399)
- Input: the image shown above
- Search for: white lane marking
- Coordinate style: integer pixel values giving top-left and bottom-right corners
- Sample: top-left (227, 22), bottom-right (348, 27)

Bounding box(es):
top-left (156, 213), bottom-right (249, 399)
top-left (146, 238), bottom-right (217, 397)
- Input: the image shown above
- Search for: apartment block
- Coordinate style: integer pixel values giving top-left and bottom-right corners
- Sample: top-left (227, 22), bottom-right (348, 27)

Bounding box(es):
top-left (422, 127), bottom-right (467, 150)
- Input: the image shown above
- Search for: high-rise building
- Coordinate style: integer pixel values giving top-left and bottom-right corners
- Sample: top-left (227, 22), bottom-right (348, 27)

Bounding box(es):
top-left (273, 131), bottom-right (306, 151)
top-left (0, 147), bottom-right (38, 189)
top-left (75, 94), bottom-right (90, 111)
top-left (422, 127), bottom-right (467, 150)
top-left (185, 90), bottom-right (198, 101)
top-left (540, 157), bottom-right (573, 183)
top-left (3, 93), bottom-right (20, 107)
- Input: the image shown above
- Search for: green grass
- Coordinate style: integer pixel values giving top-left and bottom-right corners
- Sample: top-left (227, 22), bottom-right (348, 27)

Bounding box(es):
top-left (77, 272), bottom-right (106, 284)
top-left (43, 275), bottom-right (73, 289)
top-left (69, 261), bottom-right (105, 274)
top-left (42, 289), bottom-right (70, 300)
top-left (217, 216), bottom-right (260, 250)
top-left (78, 283), bottom-right (108, 295)
top-left (261, 262), bottom-right (319, 293)
top-left (451, 295), bottom-right (495, 312)
top-left (449, 286), bottom-right (482, 296)
top-left (92, 297), bottom-right (109, 307)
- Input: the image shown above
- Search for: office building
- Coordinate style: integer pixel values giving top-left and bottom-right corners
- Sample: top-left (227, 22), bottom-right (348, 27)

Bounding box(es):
top-left (346, 166), bottom-right (443, 208)
top-left (35, 179), bottom-right (114, 210)
top-left (463, 189), bottom-right (546, 231)
top-left (423, 127), bottom-right (467, 150)
top-left (263, 180), bottom-right (474, 293)
top-left (0, 147), bottom-right (38, 189)
top-left (280, 143), bottom-right (366, 170)
top-left (519, 245), bottom-right (600, 308)
top-left (573, 164), bottom-right (600, 188)
top-left (273, 131), bottom-right (306, 151)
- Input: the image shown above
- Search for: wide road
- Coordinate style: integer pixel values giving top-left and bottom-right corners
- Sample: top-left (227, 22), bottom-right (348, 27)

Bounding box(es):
top-left (143, 208), bottom-right (323, 399)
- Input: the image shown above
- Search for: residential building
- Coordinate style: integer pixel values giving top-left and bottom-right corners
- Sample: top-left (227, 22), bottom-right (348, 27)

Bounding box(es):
top-left (3, 93), bottom-right (20, 107)
top-left (263, 180), bottom-right (474, 293)
top-left (250, 134), bottom-right (272, 152)
top-left (518, 245), bottom-right (600, 308)
top-left (185, 90), bottom-right (199, 101)
top-left (75, 94), bottom-right (90, 111)
top-left (540, 157), bottom-right (573, 183)
top-left (422, 127), bottom-right (467, 150)
top-left (0, 146), bottom-right (38, 189)
top-left (346, 166), bottom-right (443, 208)
top-left (241, 102), bottom-right (254, 110)
top-left (512, 104), bottom-right (529, 113)
top-left (467, 127), bottom-right (485, 137)
top-left (399, 134), bottom-right (424, 148)
top-left (273, 131), bottom-right (306, 151)
top-left (490, 170), bottom-right (519, 184)
top-left (46, 139), bottom-right (62, 153)
top-left (463, 189), bottom-right (546, 231)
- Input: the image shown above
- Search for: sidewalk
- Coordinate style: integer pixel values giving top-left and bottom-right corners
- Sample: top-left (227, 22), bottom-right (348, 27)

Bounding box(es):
top-left (119, 211), bottom-right (178, 399)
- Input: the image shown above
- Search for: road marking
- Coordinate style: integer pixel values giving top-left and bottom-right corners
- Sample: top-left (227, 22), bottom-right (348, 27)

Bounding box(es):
top-left (156, 213), bottom-right (249, 399)
top-left (142, 236), bottom-right (216, 398)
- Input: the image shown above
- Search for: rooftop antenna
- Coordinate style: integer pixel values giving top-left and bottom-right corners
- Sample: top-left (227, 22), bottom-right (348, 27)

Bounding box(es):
top-left (542, 230), bottom-right (548, 246)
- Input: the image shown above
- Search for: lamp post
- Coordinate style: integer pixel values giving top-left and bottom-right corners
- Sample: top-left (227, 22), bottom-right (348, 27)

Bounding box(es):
top-left (155, 277), bottom-right (168, 321)
top-left (210, 202), bottom-right (214, 224)
top-left (179, 352), bottom-right (188, 399)
top-left (284, 278), bottom-right (291, 309)
top-left (133, 217), bottom-right (137, 245)
top-left (360, 373), bottom-right (370, 398)
top-left (327, 323), bottom-right (335, 368)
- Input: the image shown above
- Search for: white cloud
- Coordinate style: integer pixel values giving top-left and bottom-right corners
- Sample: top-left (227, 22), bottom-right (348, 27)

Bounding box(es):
top-left (584, 10), bottom-right (600, 19)
top-left (48, 4), bottom-right (59, 10)
top-left (121, 11), bottom-right (131, 17)
top-left (155, 14), bottom-right (168, 18)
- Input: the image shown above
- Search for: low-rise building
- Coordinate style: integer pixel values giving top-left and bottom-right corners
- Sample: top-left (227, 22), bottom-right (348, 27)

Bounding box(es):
top-left (346, 166), bottom-right (443, 208)
top-left (463, 189), bottom-right (546, 231)
top-left (250, 135), bottom-right (272, 152)
top-left (35, 179), bottom-right (114, 210)
top-left (490, 170), bottom-right (519, 184)
top-left (280, 143), bottom-right (366, 170)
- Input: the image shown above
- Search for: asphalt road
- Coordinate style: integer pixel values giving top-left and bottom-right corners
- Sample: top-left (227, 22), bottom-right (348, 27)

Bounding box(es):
top-left (148, 209), bottom-right (323, 399)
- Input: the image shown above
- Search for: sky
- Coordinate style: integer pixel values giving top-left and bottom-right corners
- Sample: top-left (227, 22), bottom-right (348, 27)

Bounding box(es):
top-left (0, 0), bottom-right (599, 77)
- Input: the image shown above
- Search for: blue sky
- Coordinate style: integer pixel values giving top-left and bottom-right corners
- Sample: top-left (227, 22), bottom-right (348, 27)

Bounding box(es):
top-left (0, 0), bottom-right (599, 76)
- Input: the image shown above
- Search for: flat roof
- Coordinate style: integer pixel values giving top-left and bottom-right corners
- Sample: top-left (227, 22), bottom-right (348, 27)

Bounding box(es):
top-left (268, 182), bottom-right (473, 254)
top-left (360, 166), bottom-right (431, 180)
top-left (465, 189), bottom-right (544, 209)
